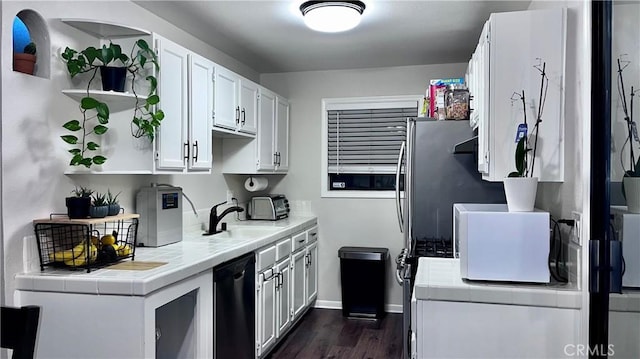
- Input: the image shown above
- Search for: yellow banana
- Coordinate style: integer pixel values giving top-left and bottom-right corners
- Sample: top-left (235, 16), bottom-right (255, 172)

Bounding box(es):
top-left (116, 244), bottom-right (132, 256)
top-left (64, 244), bottom-right (98, 267)
top-left (49, 241), bottom-right (87, 262)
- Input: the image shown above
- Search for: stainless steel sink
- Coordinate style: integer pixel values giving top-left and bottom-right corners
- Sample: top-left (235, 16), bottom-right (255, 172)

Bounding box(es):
top-left (211, 226), bottom-right (277, 239)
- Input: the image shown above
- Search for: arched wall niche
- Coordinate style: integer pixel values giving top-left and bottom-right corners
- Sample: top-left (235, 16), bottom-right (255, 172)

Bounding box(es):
top-left (13, 9), bottom-right (50, 78)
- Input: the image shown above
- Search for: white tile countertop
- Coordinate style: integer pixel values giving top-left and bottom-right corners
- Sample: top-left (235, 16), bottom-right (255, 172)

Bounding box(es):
top-left (414, 257), bottom-right (583, 309)
top-left (16, 216), bottom-right (317, 296)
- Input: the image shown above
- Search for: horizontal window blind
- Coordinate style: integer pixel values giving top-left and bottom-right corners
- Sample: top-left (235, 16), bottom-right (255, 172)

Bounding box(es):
top-left (328, 107), bottom-right (415, 174)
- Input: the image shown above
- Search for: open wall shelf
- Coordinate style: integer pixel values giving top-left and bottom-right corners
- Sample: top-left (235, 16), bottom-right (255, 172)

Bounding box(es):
top-left (60, 18), bottom-right (150, 38)
top-left (62, 89), bottom-right (147, 113)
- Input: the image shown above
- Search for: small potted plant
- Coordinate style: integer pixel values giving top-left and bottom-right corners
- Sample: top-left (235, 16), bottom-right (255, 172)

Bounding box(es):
top-left (61, 40), bottom-right (164, 168)
top-left (14, 41), bottom-right (36, 75)
top-left (106, 190), bottom-right (121, 216)
top-left (89, 192), bottom-right (109, 218)
top-left (503, 61), bottom-right (548, 212)
top-left (66, 186), bottom-right (93, 219)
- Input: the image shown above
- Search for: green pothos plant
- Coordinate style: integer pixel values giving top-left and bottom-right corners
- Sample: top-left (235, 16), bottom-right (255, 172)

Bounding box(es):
top-left (61, 40), bottom-right (164, 168)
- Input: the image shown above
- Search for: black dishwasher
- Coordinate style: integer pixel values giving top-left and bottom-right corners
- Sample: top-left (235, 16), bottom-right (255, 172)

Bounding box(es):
top-left (213, 252), bottom-right (255, 359)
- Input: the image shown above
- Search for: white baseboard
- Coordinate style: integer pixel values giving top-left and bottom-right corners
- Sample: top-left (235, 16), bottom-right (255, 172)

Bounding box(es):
top-left (314, 300), bottom-right (342, 310)
top-left (314, 300), bottom-right (403, 314)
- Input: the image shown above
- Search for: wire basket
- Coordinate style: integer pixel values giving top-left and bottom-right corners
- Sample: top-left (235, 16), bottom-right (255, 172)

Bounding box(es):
top-left (33, 213), bottom-right (139, 272)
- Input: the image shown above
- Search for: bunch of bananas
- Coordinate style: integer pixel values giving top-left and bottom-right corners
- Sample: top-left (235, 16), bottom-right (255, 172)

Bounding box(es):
top-left (50, 232), bottom-right (133, 267)
top-left (48, 241), bottom-right (98, 267)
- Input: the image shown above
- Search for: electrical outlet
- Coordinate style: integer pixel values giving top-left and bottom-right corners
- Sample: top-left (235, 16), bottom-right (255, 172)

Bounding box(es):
top-left (226, 190), bottom-right (234, 203)
top-left (571, 211), bottom-right (582, 246)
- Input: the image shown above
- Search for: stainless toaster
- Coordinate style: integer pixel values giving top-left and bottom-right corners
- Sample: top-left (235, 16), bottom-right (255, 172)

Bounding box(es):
top-left (247, 195), bottom-right (289, 220)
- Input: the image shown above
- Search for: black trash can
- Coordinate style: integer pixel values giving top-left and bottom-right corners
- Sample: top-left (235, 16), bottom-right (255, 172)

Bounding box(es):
top-left (338, 246), bottom-right (389, 319)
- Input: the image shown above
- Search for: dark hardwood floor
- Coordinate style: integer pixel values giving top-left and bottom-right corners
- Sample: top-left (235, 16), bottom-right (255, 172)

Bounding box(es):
top-left (267, 308), bottom-right (403, 359)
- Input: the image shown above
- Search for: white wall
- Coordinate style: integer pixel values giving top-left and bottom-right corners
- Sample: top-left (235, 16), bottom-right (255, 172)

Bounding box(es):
top-left (528, 0), bottom-right (591, 348)
top-left (0, 0), bottom-right (249, 304)
top-left (261, 63), bottom-right (467, 308)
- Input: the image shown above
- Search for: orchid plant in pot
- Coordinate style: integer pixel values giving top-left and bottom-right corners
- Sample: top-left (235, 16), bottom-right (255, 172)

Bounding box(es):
top-left (616, 57), bottom-right (640, 213)
top-left (503, 61), bottom-right (548, 212)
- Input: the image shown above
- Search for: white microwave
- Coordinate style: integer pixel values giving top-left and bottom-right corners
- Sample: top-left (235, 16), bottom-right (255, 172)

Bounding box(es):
top-left (454, 203), bottom-right (550, 283)
top-left (611, 206), bottom-right (640, 288)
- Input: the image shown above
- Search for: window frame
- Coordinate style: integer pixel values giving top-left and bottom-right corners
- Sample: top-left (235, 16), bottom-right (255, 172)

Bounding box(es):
top-left (321, 95), bottom-right (420, 198)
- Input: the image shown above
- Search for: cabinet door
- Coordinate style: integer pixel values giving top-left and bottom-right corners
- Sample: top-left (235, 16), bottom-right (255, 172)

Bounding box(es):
top-left (257, 88), bottom-right (276, 171)
top-left (187, 53), bottom-right (213, 171)
top-left (214, 66), bottom-right (239, 131)
top-left (239, 79), bottom-right (258, 134)
top-left (276, 258), bottom-right (291, 337)
top-left (291, 249), bottom-right (307, 320)
top-left (477, 20), bottom-right (490, 174)
top-left (257, 267), bottom-right (277, 356)
top-left (275, 97), bottom-right (290, 172)
top-left (155, 35), bottom-right (188, 170)
top-left (486, 8), bottom-right (565, 182)
top-left (305, 241), bottom-right (318, 303)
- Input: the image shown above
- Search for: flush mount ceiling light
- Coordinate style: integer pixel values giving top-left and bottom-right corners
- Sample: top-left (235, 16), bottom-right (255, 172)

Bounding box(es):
top-left (300, 1), bottom-right (366, 33)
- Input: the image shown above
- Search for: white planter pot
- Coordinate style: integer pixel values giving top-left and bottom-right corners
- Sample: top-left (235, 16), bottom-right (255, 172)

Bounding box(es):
top-left (503, 177), bottom-right (539, 212)
top-left (624, 176), bottom-right (640, 213)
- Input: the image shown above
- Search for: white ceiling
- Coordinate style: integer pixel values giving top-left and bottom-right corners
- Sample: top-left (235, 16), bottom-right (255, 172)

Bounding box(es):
top-left (134, 0), bottom-right (532, 74)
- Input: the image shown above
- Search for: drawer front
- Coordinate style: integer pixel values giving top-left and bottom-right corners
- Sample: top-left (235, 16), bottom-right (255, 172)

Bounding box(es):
top-left (307, 226), bottom-right (319, 244)
top-left (257, 245), bottom-right (277, 272)
top-left (291, 231), bottom-right (307, 252)
top-left (276, 237), bottom-right (292, 262)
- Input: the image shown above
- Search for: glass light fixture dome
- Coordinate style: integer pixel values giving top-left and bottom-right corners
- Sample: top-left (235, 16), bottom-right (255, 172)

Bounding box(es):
top-left (300, 1), bottom-right (366, 33)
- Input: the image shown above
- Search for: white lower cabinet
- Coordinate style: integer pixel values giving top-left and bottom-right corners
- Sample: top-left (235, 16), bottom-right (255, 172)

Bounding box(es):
top-left (414, 299), bottom-right (580, 358)
top-left (305, 241), bottom-right (318, 304)
top-left (15, 269), bottom-right (213, 359)
top-left (255, 225), bottom-right (319, 358)
top-left (256, 264), bottom-right (277, 356)
top-left (276, 257), bottom-right (292, 337)
top-left (291, 247), bottom-right (307, 320)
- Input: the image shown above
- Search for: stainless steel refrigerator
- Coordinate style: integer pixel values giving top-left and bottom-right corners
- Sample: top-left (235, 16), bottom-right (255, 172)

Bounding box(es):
top-left (395, 118), bottom-right (505, 359)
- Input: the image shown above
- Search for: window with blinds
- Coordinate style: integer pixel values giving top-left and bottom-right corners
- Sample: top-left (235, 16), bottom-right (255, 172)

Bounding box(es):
top-left (327, 106), bottom-right (416, 191)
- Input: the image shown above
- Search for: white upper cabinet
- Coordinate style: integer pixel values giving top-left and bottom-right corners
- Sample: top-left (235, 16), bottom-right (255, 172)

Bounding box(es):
top-left (155, 34), bottom-right (213, 173)
top-left (187, 53), bottom-right (214, 171)
top-left (214, 66), bottom-right (257, 136)
top-left (214, 66), bottom-right (241, 131)
top-left (221, 88), bottom-right (290, 174)
top-left (469, 7), bottom-right (566, 182)
top-left (275, 96), bottom-right (290, 172)
top-left (257, 88), bottom-right (277, 171)
top-left (155, 34), bottom-right (188, 170)
top-left (239, 79), bottom-right (259, 134)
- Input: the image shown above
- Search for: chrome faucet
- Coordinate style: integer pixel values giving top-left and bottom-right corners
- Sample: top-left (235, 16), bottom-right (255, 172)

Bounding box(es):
top-left (203, 201), bottom-right (245, 236)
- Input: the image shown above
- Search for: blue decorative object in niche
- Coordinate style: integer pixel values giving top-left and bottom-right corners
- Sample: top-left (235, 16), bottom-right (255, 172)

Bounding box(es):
top-left (13, 16), bottom-right (31, 53)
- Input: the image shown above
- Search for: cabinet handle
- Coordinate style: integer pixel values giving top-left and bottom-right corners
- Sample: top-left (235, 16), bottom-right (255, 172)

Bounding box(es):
top-left (298, 239), bottom-right (305, 243)
top-left (235, 106), bottom-right (240, 124)
top-left (241, 108), bottom-right (246, 125)
top-left (192, 140), bottom-right (199, 162)
top-left (183, 141), bottom-right (190, 161)
top-left (261, 268), bottom-right (275, 281)
top-left (274, 153), bottom-right (278, 165)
